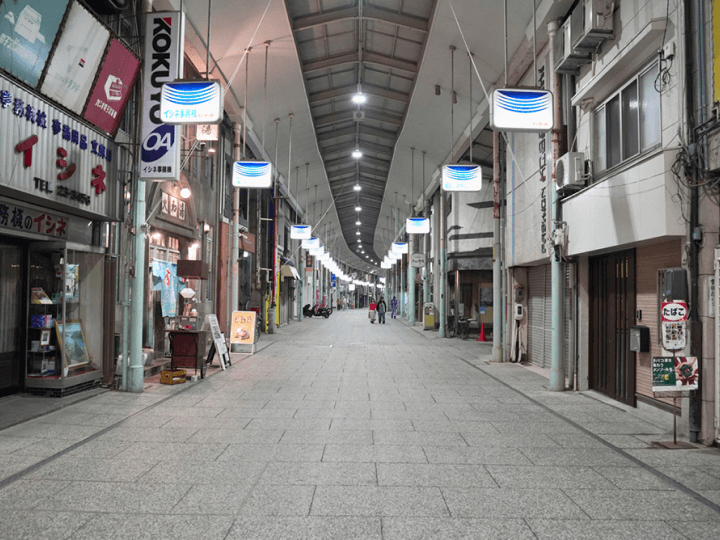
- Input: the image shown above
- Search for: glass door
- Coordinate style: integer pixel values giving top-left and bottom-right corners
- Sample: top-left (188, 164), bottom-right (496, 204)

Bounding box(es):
top-left (0, 241), bottom-right (24, 396)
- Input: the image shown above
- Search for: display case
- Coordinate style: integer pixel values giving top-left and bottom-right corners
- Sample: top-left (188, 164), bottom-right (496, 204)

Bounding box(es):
top-left (25, 242), bottom-right (104, 394)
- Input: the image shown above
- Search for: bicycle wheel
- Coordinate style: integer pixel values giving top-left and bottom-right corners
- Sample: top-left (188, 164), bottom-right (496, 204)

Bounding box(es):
top-left (460, 324), bottom-right (469, 340)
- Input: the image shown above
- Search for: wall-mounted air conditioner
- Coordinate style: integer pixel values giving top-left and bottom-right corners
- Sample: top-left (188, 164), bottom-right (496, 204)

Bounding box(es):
top-left (556, 152), bottom-right (586, 194)
top-left (555, 16), bottom-right (591, 75)
top-left (572, 0), bottom-right (615, 51)
top-left (353, 111), bottom-right (365, 122)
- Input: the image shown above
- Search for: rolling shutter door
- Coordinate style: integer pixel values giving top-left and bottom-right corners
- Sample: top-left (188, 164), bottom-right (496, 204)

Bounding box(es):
top-left (527, 265), bottom-right (550, 369)
top-left (564, 265), bottom-right (574, 380)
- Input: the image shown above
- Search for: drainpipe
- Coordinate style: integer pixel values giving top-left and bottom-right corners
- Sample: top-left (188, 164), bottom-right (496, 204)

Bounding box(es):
top-left (548, 19), bottom-right (566, 391)
top-left (424, 199), bottom-right (431, 306)
top-left (493, 130), bottom-right (503, 362)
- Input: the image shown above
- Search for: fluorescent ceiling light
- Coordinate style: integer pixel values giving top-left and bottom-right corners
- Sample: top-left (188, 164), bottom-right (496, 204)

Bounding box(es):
top-left (352, 92), bottom-right (367, 104)
top-left (355, 220), bottom-right (361, 226)
top-left (352, 149), bottom-right (363, 159)
top-left (353, 184), bottom-right (362, 191)
top-left (356, 231), bottom-right (361, 235)
top-left (355, 206), bottom-right (362, 212)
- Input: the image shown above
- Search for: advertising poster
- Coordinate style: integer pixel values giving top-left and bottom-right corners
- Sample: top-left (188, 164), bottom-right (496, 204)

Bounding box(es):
top-left (652, 356), bottom-right (699, 393)
top-left (230, 311), bottom-right (256, 345)
top-left (40, 2), bottom-right (109, 114)
top-left (140, 11), bottom-right (184, 181)
top-left (0, 0), bottom-right (70, 87)
top-left (661, 300), bottom-right (688, 351)
top-left (84, 39), bottom-right (140, 135)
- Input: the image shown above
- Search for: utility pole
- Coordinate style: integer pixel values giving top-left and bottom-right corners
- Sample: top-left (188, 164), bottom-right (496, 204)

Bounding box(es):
top-left (492, 131), bottom-right (502, 362)
top-left (548, 20), bottom-right (565, 391)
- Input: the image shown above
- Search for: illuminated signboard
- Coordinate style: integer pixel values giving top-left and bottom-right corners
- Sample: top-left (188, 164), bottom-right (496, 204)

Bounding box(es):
top-left (490, 88), bottom-right (553, 132)
top-left (160, 80), bottom-right (223, 124)
top-left (140, 11), bottom-right (184, 181)
top-left (391, 242), bottom-right (408, 254)
top-left (302, 237), bottom-right (320, 249)
top-left (290, 225), bottom-right (312, 240)
top-left (406, 217), bottom-right (430, 234)
top-left (381, 261), bottom-right (391, 269)
top-left (232, 161), bottom-right (272, 188)
top-left (442, 164), bottom-right (482, 192)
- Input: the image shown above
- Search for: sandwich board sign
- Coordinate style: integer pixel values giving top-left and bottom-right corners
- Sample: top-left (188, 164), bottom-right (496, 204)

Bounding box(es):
top-left (206, 314), bottom-right (229, 370)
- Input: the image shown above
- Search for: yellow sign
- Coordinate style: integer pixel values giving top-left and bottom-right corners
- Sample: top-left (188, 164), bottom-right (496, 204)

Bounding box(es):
top-left (230, 311), bottom-right (256, 344)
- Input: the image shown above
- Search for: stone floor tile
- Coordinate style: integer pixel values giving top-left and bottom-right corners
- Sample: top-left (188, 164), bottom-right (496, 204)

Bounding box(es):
top-left (0, 510), bottom-right (93, 539)
top-left (0, 479), bottom-right (71, 509)
top-left (35, 481), bottom-right (191, 513)
top-left (520, 447), bottom-right (637, 467)
top-left (96, 426), bottom-right (199, 443)
top-left (563, 489), bottom-right (720, 521)
top-left (186, 428), bottom-right (284, 444)
top-left (0, 454), bottom-right (49, 481)
top-left (138, 460), bottom-right (265, 484)
top-left (216, 442), bottom-right (324, 462)
top-left (239, 484), bottom-right (315, 516)
top-left (526, 518), bottom-right (687, 539)
top-left (280, 429), bottom-right (373, 445)
top-left (460, 432), bottom-right (560, 448)
top-left (27, 456), bottom-right (160, 482)
top-left (226, 516), bottom-right (382, 539)
top-left (442, 488), bottom-right (589, 519)
top-left (668, 520), bottom-right (720, 539)
top-left (485, 465), bottom-right (618, 489)
top-left (423, 446), bottom-right (533, 465)
top-left (377, 463), bottom-right (498, 488)
top-left (323, 444), bottom-right (427, 464)
top-left (373, 431), bottom-right (467, 446)
top-left (382, 517), bottom-right (536, 539)
top-left (592, 466), bottom-right (676, 490)
top-left (311, 486), bottom-right (449, 517)
top-left (244, 417), bottom-right (331, 431)
top-left (73, 513), bottom-right (235, 539)
top-left (170, 482), bottom-right (255, 514)
top-left (258, 461), bottom-right (377, 486)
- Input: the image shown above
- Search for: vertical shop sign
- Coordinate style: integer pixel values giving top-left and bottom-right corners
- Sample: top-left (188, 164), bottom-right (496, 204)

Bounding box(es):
top-left (84, 39), bottom-right (141, 135)
top-left (40, 2), bottom-right (109, 114)
top-left (140, 11), bottom-right (184, 181)
top-left (0, 0), bottom-right (70, 88)
top-left (152, 260), bottom-right (178, 317)
top-left (661, 300), bottom-right (688, 351)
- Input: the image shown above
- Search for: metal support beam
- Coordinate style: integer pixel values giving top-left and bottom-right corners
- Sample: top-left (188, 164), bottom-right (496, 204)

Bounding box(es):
top-left (322, 140), bottom-right (395, 158)
top-left (323, 155), bottom-right (390, 170)
top-left (309, 84), bottom-right (410, 104)
top-left (317, 125), bottom-right (398, 143)
top-left (302, 51), bottom-right (417, 75)
top-left (314, 109), bottom-right (403, 128)
top-left (292, 5), bottom-right (428, 33)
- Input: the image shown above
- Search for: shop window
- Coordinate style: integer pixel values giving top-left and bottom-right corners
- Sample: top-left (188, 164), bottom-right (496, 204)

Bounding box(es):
top-left (593, 62), bottom-right (660, 177)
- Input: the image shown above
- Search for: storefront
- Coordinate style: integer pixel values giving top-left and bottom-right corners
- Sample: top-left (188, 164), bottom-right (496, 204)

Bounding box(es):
top-left (0, 74), bottom-right (120, 397)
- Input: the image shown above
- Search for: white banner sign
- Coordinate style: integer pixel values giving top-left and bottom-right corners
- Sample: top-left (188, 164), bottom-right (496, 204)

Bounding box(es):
top-left (392, 242), bottom-right (408, 254)
top-left (232, 161), bottom-right (272, 188)
top-left (302, 236), bottom-right (320, 249)
top-left (40, 2), bottom-right (109, 114)
top-left (406, 217), bottom-right (430, 234)
top-left (140, 11), bottom-right (184, 181)
top-left (290, 224), bottom-right (312, 240)
top-left (490, 88), bottom-right (554, 132)
top-left (442, 164), bottom-right (482, 192)
top-left (161, 80), bottom-right (223, 124)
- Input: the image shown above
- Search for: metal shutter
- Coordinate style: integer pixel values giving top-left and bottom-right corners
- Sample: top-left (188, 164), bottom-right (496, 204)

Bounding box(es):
top-left (527, 265), bottom-right (550, 369)
top-left (564, 264), bottom-right (574, 381)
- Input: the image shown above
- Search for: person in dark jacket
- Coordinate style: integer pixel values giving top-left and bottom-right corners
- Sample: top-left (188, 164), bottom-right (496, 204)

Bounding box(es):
top-left (390, 296), bottom-right (398, 318)
top-left (377, 296), bottom-right (387, 324)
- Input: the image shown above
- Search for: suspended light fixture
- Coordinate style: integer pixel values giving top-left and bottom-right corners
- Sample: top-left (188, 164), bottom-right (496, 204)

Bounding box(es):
top-left (356, 231), bottom-right (361, 236)
top-left (180, 187), bottom-right (192, 199)
top-left (352, 149), bottom-right (363, 159)
top-left (356, 220), bottom-right (361, 226)
top-left (352, 92), bottom-right (366, 104)
top-left (355, 205), bottom-right (362, 212)
top-left (353, 183), bottom-right (362, 191)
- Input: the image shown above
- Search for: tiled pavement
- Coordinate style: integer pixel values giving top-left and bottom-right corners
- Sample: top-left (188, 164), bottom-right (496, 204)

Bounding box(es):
top-left (1, 309), bottom-right (719, 539)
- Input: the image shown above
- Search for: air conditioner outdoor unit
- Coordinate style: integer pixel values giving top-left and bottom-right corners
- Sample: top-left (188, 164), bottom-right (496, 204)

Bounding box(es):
top-left (353, 111), bottom-right (365, 122)
top-left (572, 0), bottom-right (615, 51)
top-left (555, 15), bottom-right (591, 75)
top-left (556, 152), bottom-right (586, 193)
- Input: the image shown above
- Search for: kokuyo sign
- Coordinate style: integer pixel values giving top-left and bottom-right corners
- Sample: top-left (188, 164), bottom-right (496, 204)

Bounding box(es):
top-left (140, 11), bottom-right (184, 181)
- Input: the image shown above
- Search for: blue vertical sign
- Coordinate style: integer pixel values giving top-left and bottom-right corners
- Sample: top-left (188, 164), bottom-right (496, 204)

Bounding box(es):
top-left (0, 0), bottom-right (70, 87)
top-left (331, 274), bottom-right (337, 288)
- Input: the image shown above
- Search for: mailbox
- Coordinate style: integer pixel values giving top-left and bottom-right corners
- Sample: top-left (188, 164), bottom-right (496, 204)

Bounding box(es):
top-left (629, 325), bottom-right (650, 353)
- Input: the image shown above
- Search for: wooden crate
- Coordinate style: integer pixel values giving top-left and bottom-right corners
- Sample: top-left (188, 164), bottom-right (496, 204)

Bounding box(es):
top-left (160, 369), bottom-right (186, 385)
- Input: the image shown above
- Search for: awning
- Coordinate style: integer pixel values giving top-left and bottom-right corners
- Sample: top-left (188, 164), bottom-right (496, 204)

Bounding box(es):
top-left (280, 265), bottom-right (301, 280)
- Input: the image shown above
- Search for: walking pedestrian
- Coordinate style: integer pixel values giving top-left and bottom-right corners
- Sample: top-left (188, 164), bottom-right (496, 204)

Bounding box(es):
top-left (390, 296), bottom-right (398, 319)
top-left (377, 296), bottom-right (387, 324)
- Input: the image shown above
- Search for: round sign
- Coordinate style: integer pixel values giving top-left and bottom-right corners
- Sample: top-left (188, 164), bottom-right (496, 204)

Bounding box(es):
top-left (662, 302), bottom-right (687, 321)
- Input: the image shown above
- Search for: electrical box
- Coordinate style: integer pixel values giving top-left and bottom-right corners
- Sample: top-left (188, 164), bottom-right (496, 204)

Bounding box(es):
top-left (514, 304), bottom-right (524, 321)
top-left (629, 325), bottom-right (650, 353)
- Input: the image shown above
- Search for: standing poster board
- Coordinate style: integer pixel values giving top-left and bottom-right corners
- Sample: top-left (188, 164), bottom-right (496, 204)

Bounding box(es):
top-left (206, 314), bottom-right (229, 370)
top-left (652, 356), bottom-right (699, 393)
top-left (661, 300), bottom-right (687, 351)
top-left (230, 311), bottom-right (256, 354)
top-left (55, 320), bottom-right (90, 376)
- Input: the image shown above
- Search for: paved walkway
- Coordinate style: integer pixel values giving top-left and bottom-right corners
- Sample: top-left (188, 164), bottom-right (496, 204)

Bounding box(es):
top-left (1, 309), bottom-right (719, 539)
